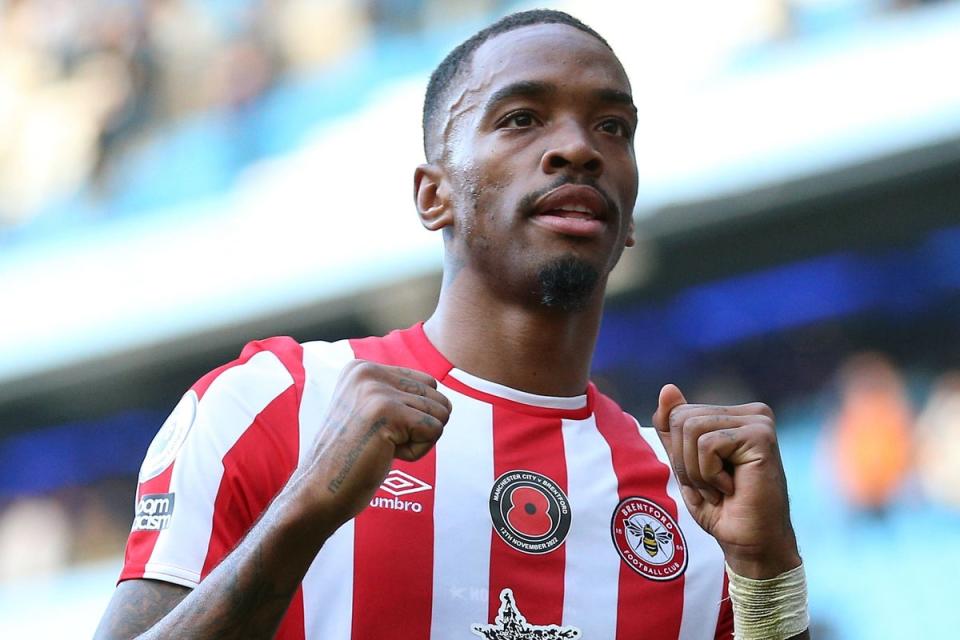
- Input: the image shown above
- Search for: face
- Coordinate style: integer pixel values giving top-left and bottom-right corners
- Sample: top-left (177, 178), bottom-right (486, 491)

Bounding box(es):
top-left (418, 23), bottom-right (639, 309)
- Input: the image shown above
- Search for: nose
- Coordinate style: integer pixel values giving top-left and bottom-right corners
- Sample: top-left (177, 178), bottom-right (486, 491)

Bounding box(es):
top-left (540, 121), bottom-right (603, 177)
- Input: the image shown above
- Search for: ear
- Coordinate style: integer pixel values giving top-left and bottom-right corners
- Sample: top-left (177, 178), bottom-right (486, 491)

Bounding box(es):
top-left (625, 216), bottom-right (636, 248)
top-left (414, 163), bottom-right (453, 232)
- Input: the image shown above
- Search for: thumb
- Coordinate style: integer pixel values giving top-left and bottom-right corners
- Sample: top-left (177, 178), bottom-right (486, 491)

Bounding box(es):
top-left (652, 383), bottom-right (687, 432)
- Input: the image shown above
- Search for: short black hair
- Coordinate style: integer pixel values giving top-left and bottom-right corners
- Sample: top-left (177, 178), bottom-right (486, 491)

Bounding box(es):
top-left (422, 9), bottom-right (613, 162)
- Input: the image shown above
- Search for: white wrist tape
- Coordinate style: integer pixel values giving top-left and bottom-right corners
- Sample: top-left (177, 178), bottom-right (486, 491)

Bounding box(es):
top-left (726, 562), bottom-right (809, 640)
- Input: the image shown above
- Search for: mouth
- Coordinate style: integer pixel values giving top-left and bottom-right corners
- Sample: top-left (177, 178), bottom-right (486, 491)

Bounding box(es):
top-left (530, 184), bottom-right (610, 238)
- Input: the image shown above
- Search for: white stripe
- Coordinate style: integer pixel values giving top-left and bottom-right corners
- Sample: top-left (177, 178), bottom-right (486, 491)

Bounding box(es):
top-left (302, 520), bottom-right (355, 639)
top-left (298, 338), bottom-right (358, 638)
top-left (636, 422), bottom-right (726, 640)
top-left (145, 350), bottom-right (294, 584)
top-left (297, 339), bottom-right (356, 466)
top-left (430, 385), bottom-right (495, 639)
top-left (448, 368), bottom-right (587, 410)
top-left (560, 414), bottom-right (622, 638)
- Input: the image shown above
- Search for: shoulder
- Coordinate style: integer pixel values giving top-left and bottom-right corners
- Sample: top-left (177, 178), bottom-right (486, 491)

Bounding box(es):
top-left (190, 336), bottom-right (305, 402)
top-left (138, 338), bottom-right (312, 484)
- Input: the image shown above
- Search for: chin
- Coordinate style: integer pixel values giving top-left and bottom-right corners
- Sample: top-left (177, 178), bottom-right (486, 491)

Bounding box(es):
top-left (535, 256), bottom-right (601, 312)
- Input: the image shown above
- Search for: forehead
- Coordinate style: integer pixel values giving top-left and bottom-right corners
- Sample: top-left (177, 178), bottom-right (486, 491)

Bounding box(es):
top-left (466, 23), bottom-right (631, 100)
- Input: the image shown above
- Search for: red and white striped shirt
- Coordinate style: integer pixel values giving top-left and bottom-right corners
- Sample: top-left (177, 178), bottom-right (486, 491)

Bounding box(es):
top-left (121, 323), bottom-right (733, 639)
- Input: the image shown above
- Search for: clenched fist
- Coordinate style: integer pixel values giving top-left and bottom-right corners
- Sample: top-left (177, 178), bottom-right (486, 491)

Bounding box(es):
top-left (293, 360), bottom-right (451, 531)
top-left (652, 383), bottom-right (801, 579)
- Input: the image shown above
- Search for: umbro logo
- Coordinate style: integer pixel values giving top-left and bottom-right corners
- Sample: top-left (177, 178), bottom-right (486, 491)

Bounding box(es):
top-left (379, 469), bottom-right (432, 496)
top-left (369, 470), bottom-right (432, 513)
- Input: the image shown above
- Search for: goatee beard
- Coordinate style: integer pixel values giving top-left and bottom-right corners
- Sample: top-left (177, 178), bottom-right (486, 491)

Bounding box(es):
top-left (536, 257), bottom-right (600, 312)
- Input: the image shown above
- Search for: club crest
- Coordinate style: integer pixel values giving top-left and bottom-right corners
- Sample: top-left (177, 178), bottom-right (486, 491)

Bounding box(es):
top-left (611, 496), bottom-right (687, 581)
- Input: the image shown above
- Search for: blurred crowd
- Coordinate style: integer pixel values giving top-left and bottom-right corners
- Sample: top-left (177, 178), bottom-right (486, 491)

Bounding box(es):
top-left (0, 0), bottom-right (955, 232)
top-left (0, 0), bottom-right (505, 228)
top-left (828, 354), bottom-right (960, 517)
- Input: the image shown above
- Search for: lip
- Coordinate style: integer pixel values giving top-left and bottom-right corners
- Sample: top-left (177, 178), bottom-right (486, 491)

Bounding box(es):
top-left (530, 184), bottom-right (609, 238)
top-left (532, 184), bottom-right (609, 221)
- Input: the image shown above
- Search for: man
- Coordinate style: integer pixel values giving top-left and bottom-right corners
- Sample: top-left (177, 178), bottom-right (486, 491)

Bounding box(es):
top-left (96, 10), bottom-right (809, 640)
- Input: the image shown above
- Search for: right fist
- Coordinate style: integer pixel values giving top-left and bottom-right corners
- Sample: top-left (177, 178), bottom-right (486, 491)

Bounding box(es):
top-left (296, 360), bottom-right (451, 527)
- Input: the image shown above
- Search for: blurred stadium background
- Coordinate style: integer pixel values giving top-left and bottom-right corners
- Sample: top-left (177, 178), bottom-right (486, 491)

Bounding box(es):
top-left (1, 0), bottom-right (959, 637)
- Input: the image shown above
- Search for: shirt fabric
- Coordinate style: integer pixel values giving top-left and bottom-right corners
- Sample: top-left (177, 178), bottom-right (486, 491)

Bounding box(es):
top-left (120, 323), bottom-right (734, 639)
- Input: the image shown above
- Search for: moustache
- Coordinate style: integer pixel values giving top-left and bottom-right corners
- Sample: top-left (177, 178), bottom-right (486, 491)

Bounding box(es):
top-left (517, 177), bottom-right (619, 220)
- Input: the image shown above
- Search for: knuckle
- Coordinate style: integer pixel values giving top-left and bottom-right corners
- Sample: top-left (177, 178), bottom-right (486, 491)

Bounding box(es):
top-left (758, 425), bottom-right (778, 446)
top-left (351, 360), bottom-right (380, 379)
top-left (747, 422), bottom-right (777, 447)
top-left (750, 402), bottom-right (775, 419)
top-left (696, 433), bottom-right (711, 455)
top-left (372, 394), bottom-right (402, 415)
top-left (668, 412), bottom-right (684, 430)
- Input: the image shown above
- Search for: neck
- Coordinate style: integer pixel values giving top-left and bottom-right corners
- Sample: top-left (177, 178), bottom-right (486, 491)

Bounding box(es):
top-left (423, 269), bottom-right (606, 397)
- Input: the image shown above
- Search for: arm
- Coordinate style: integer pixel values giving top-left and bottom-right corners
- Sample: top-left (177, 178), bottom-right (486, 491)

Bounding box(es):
top-left (652, 384), bottom-right (811, 640)
top-left (95, 580), bottom-right (190, 640)
top-left (95, 361), bottom-right (451, 639)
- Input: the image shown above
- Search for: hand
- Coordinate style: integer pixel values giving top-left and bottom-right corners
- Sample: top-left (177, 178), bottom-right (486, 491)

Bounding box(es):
top-left (293, 360), bottom-right (451, 531)
top-left (652, 384), bottom-right (801, 578)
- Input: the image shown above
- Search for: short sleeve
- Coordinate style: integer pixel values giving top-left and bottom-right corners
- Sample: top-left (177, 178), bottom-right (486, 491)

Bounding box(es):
top-left (119, 337), bottom-right (304, 588)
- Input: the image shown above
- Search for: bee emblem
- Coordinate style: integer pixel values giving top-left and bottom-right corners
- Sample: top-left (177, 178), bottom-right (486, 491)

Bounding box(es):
top-left (625, 519), bottom-right (673, 558)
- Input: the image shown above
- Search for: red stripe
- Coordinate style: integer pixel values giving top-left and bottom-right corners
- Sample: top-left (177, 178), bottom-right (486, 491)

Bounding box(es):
top-left (276, 589), bottom-right (306, 640)
top-left (199, 341), bottom-right (304, 576)
top-left (199, 340), bottom-right (306, 636)
top-left (487, 406), bottom-right (568, 626)
top-left (349, 334), bottom-right (436, 640)
top-left (593, 392), bottom-right (685, 640)
top-left (714, 573), bottom-right (734, 639)
top-left (199, 385), bottom-right (302, 576)
top-left (119, 464), bottom-right (176, 581)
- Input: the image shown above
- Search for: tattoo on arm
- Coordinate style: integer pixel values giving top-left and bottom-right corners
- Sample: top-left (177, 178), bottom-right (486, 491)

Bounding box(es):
top-left (139, 497), bottom-right (316, 639)
top-left (327, 417), bottom-right (386, 493)
top-left (95, 580), bottom-right (190, 639)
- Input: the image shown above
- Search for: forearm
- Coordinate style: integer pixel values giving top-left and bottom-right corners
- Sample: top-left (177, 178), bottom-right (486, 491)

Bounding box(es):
top-left (140, 479), bottom-right (335, 640)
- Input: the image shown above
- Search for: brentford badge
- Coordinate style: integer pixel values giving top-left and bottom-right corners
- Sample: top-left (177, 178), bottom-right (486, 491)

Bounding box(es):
top-left (488, 470), bottom-right (571, 555)
top-left (611, 496), bottom-right (687, 581)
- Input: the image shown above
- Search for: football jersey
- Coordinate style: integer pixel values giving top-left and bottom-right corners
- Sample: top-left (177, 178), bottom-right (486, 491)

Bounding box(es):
top-left (121, 323), bottom-right (733, 639)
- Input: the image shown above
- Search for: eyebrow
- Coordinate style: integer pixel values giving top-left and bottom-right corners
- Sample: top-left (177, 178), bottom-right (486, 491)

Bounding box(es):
top-left (482, 81), bottom-right (637, 117)
top-left (595, 88), bottom-right (638, 116)
top-left (483, 80), bottom-right (555, 114)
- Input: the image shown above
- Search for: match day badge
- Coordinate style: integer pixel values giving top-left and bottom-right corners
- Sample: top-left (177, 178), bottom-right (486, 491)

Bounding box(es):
top-left (611, 496), bottom-right (688, 580)
top-left (139, 390), bottom-right (198, 482)
top-left (488, 470), bottom-right (571, 554)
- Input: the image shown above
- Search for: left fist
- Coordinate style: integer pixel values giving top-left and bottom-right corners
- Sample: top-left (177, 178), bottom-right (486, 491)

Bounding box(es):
top-left (652, 384), bottom-right (801, 578)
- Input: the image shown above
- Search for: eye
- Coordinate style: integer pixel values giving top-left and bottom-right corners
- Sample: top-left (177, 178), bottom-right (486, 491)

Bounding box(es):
top-left (499, 110), bottom-right (539, 129)
top-left (598, 118), bottom-right (632, 138)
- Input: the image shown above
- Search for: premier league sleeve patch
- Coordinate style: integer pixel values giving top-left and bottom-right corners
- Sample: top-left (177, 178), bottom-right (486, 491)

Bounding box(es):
top-left (139, 390), bottom-right (198, 482)
top-left (488, 470), bottom-right (571, 555)
top-left (611, 496), bottom-right (688, 580)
